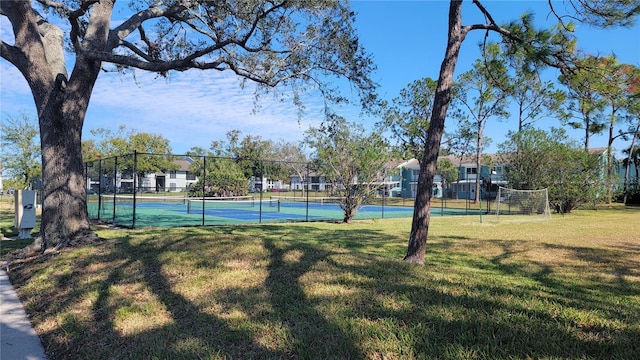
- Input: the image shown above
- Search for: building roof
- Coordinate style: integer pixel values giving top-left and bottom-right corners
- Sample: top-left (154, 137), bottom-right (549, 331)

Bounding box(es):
top-left (438, 153), bottom-right (502, 166)
top-left (173, 159), bottom-right (192, 172)
top-left (397, 148), bottom-right (610, 170)
top-left (587, 147), bottom-right (608, 155)
top-left (396, 153), bottom-right (502, 169)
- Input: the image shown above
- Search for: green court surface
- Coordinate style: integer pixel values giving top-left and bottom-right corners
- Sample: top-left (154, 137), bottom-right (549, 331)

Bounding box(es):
top-left (88, 195), bottom-right (485, 228)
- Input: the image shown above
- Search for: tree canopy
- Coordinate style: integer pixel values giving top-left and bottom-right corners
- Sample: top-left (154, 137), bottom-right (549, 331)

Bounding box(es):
top-left (0, 113), bottom-right (41, 190)
top-left (1, 0), bottom-right (377, 251)
top-left (498, 128), bottom-right (601, 213)
top-left (304, 116), bottom-right (391, 223)
top-left (185, 148), bottom-right (248, 198)
top-left (86, 125), bottom-right (177, 180)
top-left (378, 78), bottom-right (437, 161)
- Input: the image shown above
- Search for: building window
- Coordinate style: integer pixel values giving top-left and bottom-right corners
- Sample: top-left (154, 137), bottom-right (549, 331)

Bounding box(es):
top-left (186, 172), bottom-right (196, 181)
top-left (170, 170), bottom-right (177, 179)
top-left (466, 167), bottom-right (477, 175)
top-left (169, 183), bottom-right (176, 191)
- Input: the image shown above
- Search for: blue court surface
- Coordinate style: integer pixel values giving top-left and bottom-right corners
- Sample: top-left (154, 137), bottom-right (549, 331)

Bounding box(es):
top-left (88, 196), bottom-right (479, 228)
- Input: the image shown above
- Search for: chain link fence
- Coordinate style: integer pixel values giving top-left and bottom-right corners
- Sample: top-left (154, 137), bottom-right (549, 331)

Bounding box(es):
top-left (84, 152), bottom-right (415, 228)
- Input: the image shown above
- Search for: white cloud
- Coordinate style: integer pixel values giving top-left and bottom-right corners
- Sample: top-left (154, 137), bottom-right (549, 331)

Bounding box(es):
top-left (85, 69), bottom-right (332, 153)
top-left (1, 60), bottom-right (339, 154)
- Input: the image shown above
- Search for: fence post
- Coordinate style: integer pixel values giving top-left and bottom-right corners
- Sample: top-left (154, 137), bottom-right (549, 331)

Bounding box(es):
top-left (113, 156), bottom-right (118, 223)
top-left (202, 155), bottom-right (206, 226)
top-left (132, 151), bottom-right (137, 229)
top-left (259, 160), bottom-right (264, 224)
top-left (381, 171), bottom-right (386, 219)
top-left (305, 163), bottom-right (310, 221)
top-left (97, 159), bottom-right (102, 221)
top-left (441, 181), bottom-right (445, 216)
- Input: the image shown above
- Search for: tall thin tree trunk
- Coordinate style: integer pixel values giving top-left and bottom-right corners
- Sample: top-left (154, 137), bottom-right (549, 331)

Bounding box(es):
top-left (475, 117), bottom-right (482, 204)
top-left (607, 108), bottom-right (616, 204)
top-left (405, 0), bottom-right (467, 264)
top-left (622, 121), bottom-right (638, 204)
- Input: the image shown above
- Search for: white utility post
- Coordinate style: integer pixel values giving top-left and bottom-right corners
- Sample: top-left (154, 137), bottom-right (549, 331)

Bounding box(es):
top-left (14, 190), bottom-right (37, 239)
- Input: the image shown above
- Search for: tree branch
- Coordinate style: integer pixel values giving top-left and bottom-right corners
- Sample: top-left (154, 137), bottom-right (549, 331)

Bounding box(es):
top-left (472, 0), bottom-right (499, 25)
top-left (0, 41), bottom-right (24, 67)
top-left (109, 4), bottom-right (189, 50)
top-left (35, 0), bottom-right (70, 14)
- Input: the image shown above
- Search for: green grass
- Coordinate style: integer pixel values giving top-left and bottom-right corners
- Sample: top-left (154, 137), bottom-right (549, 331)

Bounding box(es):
top-left (2, 206), bottom-right (639, 359)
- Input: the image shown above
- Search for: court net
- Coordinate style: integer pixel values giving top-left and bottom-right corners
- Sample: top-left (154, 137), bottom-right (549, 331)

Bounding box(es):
top-left (269, 196), bottom-right (344, 206)
top-left (99, 194), bottom-right (188, 206)
top-left (97, 194), bottom-right (189, 225)
top-left (186, 197), bottom-right (257, 214)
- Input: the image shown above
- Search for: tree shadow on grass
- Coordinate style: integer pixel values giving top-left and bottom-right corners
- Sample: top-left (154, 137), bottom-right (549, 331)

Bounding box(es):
top-left (318, 237), bottom-right (640, 359)
top-left (11, 232), bottom-right (278, 359)
top-left (455, 239), bottom-right (638, 354)
top-left (90, 235), bottom-right (280, 359)
top-left (23, 225), bottom-right (370, 359)
top-left (477, 240), bottom-right (640, 311)
top-left (9, 223), bottom-right (640, 359)
top-left (261, 237), bottom-right (367, 358)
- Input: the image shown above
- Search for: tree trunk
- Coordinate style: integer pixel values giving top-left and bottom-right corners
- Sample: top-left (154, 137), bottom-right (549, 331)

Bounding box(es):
top-left (37, 56), bottom-right (104, 249)
top-left (622, 123), bottom-right (638, 205)
top-left (606, 106), bottom-right (617, 204)
top-left (475, 121), bottom-right (482, 204)
top-left (584, 114), bottom-right (591, 152)
top-left (1, 0), bottom-right (112, 251)
top-left (404, 0), bottom-right (467, 264)
top-left (38, 99), bottom-right (96, 250)
top-left (342, 193), bottom-right (360, 223)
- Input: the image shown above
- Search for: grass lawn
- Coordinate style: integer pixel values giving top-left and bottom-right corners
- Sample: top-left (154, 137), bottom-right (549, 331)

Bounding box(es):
top-left (1, 205), bottom-right (639, 359)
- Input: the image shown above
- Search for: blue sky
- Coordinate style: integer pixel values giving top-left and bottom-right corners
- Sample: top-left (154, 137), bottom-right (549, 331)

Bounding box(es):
top-left (1, 1), bottom-right (639, 156)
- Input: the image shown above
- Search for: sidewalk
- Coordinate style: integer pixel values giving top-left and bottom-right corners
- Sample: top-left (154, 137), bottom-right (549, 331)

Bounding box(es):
top-left (0, 269), bottom-right (47, 360)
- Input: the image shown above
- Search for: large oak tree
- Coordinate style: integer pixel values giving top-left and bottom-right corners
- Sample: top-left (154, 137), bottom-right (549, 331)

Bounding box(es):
top-left (1, 0), bottom-right (376, 251)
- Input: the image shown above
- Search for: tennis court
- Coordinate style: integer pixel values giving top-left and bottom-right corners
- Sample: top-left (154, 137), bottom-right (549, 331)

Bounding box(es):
top-left (88, 194), bottom-right (486, 228)
top-left (89, 195), bottom-right (413, 227)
